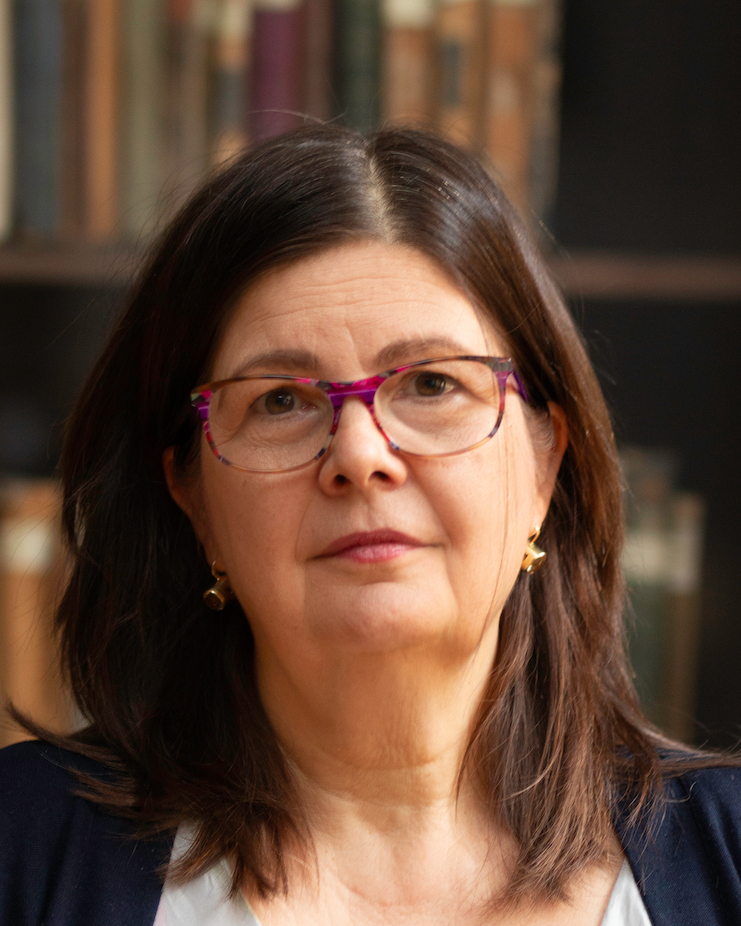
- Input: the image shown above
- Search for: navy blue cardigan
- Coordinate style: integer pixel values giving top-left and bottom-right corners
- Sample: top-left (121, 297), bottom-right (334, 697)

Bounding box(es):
top-left (1, 740), bottom-right (741, 925)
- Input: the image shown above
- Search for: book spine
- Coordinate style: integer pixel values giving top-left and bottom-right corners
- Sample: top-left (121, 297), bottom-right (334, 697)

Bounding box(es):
top-left (382, 0), bottom-right (434, 126)
top-left (334, 0), bottom-right (382, 133)
top-left (435, 0), bottom-right (485, 148)
top-left (303, 0), bottom-right (332, 121)
top-left (484, 0), bottom-right (539, 213)
top-left (181, 0), bottom-right (212, 181)
top-left (249, 0), bottom-right (304, 142)
top-left (0, 0), bottom-right (12, 241)
top-left (163, 0), bottom-right (214, 213)
top-left (164, 0), bottom-right (190, 205)
top-left (526, 0), bottom-right (561, 227)
top-left (120, 0), bottom-right (166, 237)
top-left (60, 0), bottom-right (88, 238)
top-left (664, 493), bottom-right (704, 742)
top-left (84, 0), bottom-right (120, 240)
top-left (13, 0), bottom-right (63, 239)
top-left (211, 0), bottom-right (251, 165)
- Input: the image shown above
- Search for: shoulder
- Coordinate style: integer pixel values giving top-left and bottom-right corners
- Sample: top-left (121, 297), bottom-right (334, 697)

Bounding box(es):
top-left (0, 739), bottom-right (128, 851)
top-left (672, 763), bottom-right (741, 811)
top-left (0, 738), bottom-right (111, 812)
top-left (0, 740), bottom-right (174, 926)
top-left (617, 762), bottom-right (741, 926)
top-left (667, 764), bottom-right (741, 864)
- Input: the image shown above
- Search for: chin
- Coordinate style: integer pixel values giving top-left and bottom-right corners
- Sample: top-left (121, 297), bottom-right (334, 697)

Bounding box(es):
top-left (305, 583), bottom-right (466, 653)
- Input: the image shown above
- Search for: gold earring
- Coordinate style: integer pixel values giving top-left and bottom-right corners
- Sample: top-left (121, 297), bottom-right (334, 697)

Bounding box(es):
top-left (203, 562), bottom-right (235, 611)
top-left (521, 526), bottom-right (547, 574)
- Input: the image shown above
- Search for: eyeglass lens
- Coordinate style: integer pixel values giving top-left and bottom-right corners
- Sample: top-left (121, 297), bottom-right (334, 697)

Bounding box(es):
top-left (206, 359), bottom-right (505, 472)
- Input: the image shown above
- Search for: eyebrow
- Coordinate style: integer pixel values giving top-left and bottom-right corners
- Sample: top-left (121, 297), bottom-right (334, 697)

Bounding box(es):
top-left (229, 349), bottom-right (322, 378)
top-left (374, 336), bottom-right (475, 369)
top-left (228, 337), bottom-right (477, 381)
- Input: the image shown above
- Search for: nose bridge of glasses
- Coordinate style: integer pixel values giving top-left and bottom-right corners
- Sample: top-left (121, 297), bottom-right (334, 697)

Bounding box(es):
top-left (325, 377), bottom-right (387, 441)
top-left (326, 376), bottom-right (384, 411)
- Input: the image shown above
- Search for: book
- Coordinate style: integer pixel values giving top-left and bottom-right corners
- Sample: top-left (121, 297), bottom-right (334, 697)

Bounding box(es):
top-left (84, 0), bottom-right (120, 239)
top-left (434, 0), bottom-right (485, 148)
top-left (663, 493), bottom-right (704, 743)
top-left (13, 0), bottom-right (64, 239)
top-left (211, 0), bottom-right (251, 165)
top-left (0, 0), bottom-right (12, 241)
top-left (120, 0), bottom-right (167, 238)
top-left (483, 0), bottom-right (538, 212)
top-left (163, 0), bottom-right (213, 209)
top-left (303, 0), bottom-right (333, 122)
top-left (382, 0), bottom-right (434, 126)
top-left (483, 0), bottom-right (562, 221)
top-left (60, 0), bottom-right (88, 238)
top-left (334, 0), bottom-right (382, 133)
top-left (621, 447), bottom-right (705, 741)
top-left (0, 480), bottom-right (69, 748)
top-left (526, 0), bottom-right (561, 228)
top-left (249, 0), bottom-right (305, 142)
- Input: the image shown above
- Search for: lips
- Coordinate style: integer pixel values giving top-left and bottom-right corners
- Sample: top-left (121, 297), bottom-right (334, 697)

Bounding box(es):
top-left (318, 529), bottom-right (425, 559)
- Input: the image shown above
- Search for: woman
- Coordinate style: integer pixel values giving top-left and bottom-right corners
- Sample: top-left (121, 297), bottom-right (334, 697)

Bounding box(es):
top-left (1, 126), bottom-right (739, 926)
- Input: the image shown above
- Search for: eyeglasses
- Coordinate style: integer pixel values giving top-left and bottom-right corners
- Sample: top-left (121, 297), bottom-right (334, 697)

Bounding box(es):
top-left (190, 356), bottom-right (528, 474)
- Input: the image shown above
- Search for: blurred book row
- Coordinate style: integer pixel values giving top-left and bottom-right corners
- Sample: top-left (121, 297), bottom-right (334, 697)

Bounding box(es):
top-left (0, 0), bottom-right (561, 246)
top-left (621, 448), bottom-right (704, 742)
top-left (0, 448), bottom-right (706, 747)
top-left (0, 480), bottom-right (70, 749)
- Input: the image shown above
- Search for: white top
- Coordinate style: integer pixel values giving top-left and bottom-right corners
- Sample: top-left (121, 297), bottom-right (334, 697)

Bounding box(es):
top-left (155, 831), bottom-right (651, 926)
top-left (153, 855), bottom-right (259, 925)
top-left (600, 860), bottom-right (652, 926)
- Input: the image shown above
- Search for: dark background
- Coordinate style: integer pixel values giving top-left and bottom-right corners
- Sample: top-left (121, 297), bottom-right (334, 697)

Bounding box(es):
top-left (1, 0), bottom-right (740, 743)
top-left (556, 0), bottom-right (741, 744)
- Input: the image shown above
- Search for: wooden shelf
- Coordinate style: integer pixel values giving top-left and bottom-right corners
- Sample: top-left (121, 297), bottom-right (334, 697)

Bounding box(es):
top-left (0, 245), bottom-right (141, 285)
top-left (547, 252), bottom-right (741, 302)
top-left (1, 245), bottom-right (740, 301)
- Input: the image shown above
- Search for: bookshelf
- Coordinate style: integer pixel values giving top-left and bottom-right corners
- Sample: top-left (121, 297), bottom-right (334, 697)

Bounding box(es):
top-left (0, 244), bottom-right (140, 284)
top-left (547, 253), bottom-right (741, 302)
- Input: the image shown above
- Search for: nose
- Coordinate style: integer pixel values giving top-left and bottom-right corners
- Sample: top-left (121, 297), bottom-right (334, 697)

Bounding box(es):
top-left (317, 395), bottom-right (408, 493)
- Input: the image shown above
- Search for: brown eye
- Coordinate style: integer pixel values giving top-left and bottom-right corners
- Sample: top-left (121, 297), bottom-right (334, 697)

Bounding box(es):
top-left (414, 373), bottom-right (449, 397)
top-left (263, 390), bottom-right (296, 414)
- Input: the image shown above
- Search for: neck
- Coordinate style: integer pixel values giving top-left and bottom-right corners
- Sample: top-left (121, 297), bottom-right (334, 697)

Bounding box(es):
top-left (255, 636), bottom-right (499, 839)
top-left (252, 641), bottom-right (506, 915)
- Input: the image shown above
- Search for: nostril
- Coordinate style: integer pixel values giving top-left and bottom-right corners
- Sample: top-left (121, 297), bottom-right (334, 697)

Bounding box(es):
top-left (332, 470), bottom-right (389, 487)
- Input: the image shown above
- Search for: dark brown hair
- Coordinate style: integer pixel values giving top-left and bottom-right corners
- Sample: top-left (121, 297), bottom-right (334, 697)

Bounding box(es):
top-left (24, 125), bottom-right (724, 903)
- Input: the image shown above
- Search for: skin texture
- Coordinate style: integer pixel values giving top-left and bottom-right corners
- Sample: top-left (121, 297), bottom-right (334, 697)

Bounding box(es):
top-left (165, 242), bottom-right (623, 925)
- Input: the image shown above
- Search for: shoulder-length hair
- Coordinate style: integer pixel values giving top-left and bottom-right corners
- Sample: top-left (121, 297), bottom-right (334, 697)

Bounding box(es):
top-left (26, 125), bottom-right (709, 902)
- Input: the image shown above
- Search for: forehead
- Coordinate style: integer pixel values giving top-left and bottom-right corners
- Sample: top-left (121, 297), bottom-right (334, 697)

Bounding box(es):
top-left (210, 241), bottom-right (505, 381)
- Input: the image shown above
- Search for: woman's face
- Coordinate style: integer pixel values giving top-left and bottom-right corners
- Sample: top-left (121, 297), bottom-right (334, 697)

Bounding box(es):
top-left (170, 242), bottom-right (565, 678)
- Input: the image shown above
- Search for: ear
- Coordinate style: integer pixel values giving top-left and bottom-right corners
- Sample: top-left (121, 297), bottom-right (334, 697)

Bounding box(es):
top-left (532, 402), bottom-right (569, 528)
top-left (162, 446), bottom-right (218, 558)
top-left (162, 446), bottom-right (195, 521)
top-left (547, 401), bottom-right (569, 461)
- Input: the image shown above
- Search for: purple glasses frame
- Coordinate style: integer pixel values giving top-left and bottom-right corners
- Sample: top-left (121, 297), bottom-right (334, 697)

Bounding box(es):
top-left (190, 355), bottom-right (529, 473)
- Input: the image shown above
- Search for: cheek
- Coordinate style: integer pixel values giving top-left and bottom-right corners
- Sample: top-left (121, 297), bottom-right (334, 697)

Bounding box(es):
top-left (424, 422), bottom-right (536, 605)
top-left (199, 462), bottom-right (310, 610)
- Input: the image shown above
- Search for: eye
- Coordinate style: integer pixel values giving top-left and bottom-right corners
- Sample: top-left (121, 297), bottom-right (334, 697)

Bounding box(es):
top-left (262, 389), bottom-right (297, 414)
top-left (412, 372), bottom-right (453, 397)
